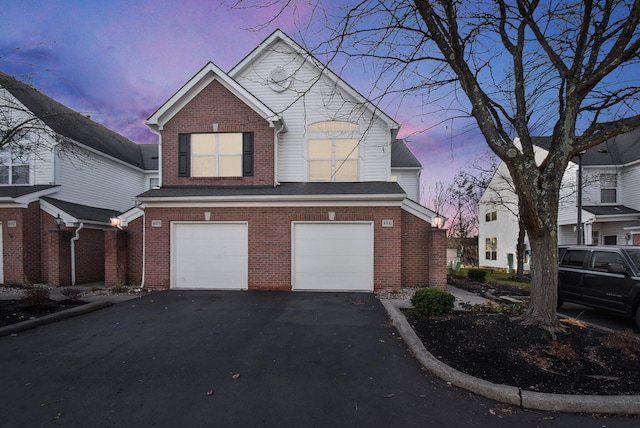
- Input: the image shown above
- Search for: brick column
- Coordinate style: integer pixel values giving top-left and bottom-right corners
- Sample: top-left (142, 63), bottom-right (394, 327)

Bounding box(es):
top-left (44, 230), bottom-right (72, 287)
top-left (428, 228), bottom-right (448, 288)
top-left (105, 229), bottom-right (128, 288)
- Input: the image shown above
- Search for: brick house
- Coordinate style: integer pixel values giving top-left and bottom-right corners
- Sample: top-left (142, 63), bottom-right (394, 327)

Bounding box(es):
top-left (0, 71), bottom-right (158, 286)
top-left (129, 30), bottom-right (446, 291)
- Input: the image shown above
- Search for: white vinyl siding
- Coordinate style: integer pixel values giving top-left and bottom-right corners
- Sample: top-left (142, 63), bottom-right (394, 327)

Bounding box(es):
top-left (392, 169), bottom-right (420, 201)
top-left (231, 39), bottom-right (392, 183)
top-left (621, 163), bottom-right (640, 208)
top-left (56, 146), bottom-right (147, 212)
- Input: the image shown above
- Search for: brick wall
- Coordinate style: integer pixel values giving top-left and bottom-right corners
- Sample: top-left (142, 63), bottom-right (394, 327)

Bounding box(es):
top-left (428, 228), bottom-right (448, 288)
top-left (143, 205), bottom-right (403, 291)
top-left (23, 201), bottom-right (42, 283)
top-left (42, 229), bottom-right (72, 286)
top-left (74, 228), bottom-right (105, 283)
top-left (1, 207), bottom-right (26, 285)
top-left (125, 215), bottom-right (144, 286)
top-left (161, 80), bottom-right (275, 186)
top-left (105, 230), bottom-right (128, 288)
top-left (401, 210), bottom-right (431, 287)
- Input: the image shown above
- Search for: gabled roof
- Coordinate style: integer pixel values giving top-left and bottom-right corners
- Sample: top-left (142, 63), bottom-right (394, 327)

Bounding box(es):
top-left (41, 196), bottom-right (120, 225)
top-left (533, 128), bottom-right (640, 166)
top-left (0, 71), bottom-right (152, 169)
top-left (229, 29), bottom-right (399, 133)
top-left (0, 185), bottom-right (59, 199)
top-left (145, 62), bottom-right (282, 131)
top-left (0, 185), bottom-right (60, 206)
top-left (391, 140), bottom-right (422, 168)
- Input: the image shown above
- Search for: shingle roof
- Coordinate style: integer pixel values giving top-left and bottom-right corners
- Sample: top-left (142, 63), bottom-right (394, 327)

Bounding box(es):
top-left (391, 140), bottom-right (422, 168)
top-left (533, 128), bottom-right (640, 166)
top-left (0, 71), bottom-right (156, 170)
top-left (41, 197), bottom-right (120, 223)
top-left (137, 181), bottom-right (406, 199)
top-left (583, 205), bottom-right (640, 216)
top-left (0, 185), bottom-right (58, 198)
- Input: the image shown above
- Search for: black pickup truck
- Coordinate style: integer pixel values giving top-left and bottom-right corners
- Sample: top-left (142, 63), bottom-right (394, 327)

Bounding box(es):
top-left (558, 245), bottom-right (640, 328)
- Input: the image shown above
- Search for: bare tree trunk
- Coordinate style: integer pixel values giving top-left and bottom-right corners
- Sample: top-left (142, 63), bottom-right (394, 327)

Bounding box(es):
top-left (523, 230), bottom-right (559, 329)
top-left (515, 217), bottom-right (526, 280)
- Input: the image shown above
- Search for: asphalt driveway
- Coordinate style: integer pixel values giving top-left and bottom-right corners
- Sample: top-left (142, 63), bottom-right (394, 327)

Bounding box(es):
top-left (0, 291), bottom-right (637, 427)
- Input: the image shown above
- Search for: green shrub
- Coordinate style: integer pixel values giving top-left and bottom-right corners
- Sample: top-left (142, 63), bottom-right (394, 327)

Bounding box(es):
top-left (410, 287), bottom-right (455, 316)
top-left (467, 269), bottom-right (488, 283)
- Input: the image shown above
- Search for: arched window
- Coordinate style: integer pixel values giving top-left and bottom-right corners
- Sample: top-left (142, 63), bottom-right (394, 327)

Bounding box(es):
top-left (308, 121), bottom-right (359, 132)
top-left (308, 121), bottom-right (359, 181)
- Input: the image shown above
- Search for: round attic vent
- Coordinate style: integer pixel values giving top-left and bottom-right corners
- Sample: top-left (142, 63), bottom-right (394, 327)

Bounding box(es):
top-left (268, 67), bottom-right (291, 92)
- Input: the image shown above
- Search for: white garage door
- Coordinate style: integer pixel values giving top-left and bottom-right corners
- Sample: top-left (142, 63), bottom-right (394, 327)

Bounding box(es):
top-left (171, 222), bottom-right (248, 290)
top-left (292, 222), bottom-right (373, 291)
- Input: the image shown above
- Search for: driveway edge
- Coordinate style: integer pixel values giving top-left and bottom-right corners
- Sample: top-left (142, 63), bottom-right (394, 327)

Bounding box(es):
top-left (0, 301), bottom-right (113, 337)
top-left (380, 299), bottom-right (640, 415)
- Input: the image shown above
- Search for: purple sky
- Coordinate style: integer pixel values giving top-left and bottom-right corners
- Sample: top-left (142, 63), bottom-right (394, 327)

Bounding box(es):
top-left (0, 0), bottom-right (488, 204)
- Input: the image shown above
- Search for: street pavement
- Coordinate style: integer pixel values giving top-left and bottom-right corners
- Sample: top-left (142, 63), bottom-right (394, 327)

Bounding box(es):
top-left (1, 290), bottom-right (638, 427)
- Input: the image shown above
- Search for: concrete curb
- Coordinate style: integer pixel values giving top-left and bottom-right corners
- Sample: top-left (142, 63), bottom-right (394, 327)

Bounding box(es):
top-left (380, 299), bottom-right (640, 415)
top-left (0, 301), bottom-right (113, 337)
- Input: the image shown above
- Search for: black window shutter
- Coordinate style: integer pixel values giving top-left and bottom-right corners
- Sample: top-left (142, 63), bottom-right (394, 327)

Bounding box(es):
top-left (242, 132), bottom-right (254, 176)
top-left (178, 134), bottom-right (190, 177)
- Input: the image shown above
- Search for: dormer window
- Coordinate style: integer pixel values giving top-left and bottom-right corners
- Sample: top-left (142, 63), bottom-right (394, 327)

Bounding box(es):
top-left (308, 121), bottom-right (359, 182)
top-left (0, 149), bottom-right (29, 185)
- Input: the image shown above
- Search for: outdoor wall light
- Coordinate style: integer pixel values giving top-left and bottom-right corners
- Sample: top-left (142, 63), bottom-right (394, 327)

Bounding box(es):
top-left (204, 212), bottom-right (211, 221)
top-left (54, 213), bottom-right (63, 229)
top-left (110, 217), bottom-right (122, 229)
top-left (432, 216), bottom-right (444, 229)
top-left (328, 211), bottom-right (336, 221)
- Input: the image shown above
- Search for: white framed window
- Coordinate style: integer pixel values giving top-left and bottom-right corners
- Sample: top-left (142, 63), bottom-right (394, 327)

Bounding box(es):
top-left (485, 237), bottom-right (497, 260)
top-left (308, 121), bottom-right (359, 182)
top-left (485, 210), bottom-right (497, 222)
top-left (149, 177), bottom-right (159, 189)
top-left (191, 133), bottom-right (243, 178)
top-left (600, 173), bottom-right (617, 203)
top-left (0, 149), bottom-right (30, 185)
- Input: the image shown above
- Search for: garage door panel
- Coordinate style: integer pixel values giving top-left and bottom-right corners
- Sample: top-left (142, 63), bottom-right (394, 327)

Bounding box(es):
top-left (293, 223), bottom-right (373, 291)
top-left (172, 223), bottom-right (248, 290)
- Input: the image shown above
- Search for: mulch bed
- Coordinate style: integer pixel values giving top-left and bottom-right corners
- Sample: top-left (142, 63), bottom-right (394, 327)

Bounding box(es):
top-left (404, 309), bottom-right (640, 395)
top-left (0, 299), bottom-right (86, 328)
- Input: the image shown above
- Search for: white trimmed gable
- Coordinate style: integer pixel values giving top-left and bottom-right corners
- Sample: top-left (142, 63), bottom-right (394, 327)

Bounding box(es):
top-left (230, 30), bottom-right (400, 183)
top-left (146, 62), bottom-right (283, 132)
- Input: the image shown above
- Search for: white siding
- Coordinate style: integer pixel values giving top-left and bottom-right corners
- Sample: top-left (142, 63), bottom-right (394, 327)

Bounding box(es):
top-left (232, 39), bottom-right (392, 182)
top-left (0, 88), bottom-right (56, 185)
top-left (56, 146), bottom-right (147, 211)
top-left (478, 163), bottom-right (527, 271)
top-left (621, 163), bottom-right (640, 209)
top-left (393, 169), bottom-right (419, 201)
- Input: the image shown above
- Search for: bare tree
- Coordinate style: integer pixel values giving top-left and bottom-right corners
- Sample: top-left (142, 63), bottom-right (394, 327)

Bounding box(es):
top-left (307, 0), bottom-right (639, 330)
top-left (237, 0), bottom-right (640, 329)
top-left (0, 71), bottom-right (76, 165)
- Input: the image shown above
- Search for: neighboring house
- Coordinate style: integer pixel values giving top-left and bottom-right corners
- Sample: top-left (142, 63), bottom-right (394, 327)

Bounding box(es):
top-left (0, 71), bottom-right (158, 286)
top-left (130, 29), bottom-right (446, 291)
top-left (478, 129), bottom-right (640, 271)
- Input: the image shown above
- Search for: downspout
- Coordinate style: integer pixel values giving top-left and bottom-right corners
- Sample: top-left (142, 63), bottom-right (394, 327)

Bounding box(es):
top-left (274, 119), bottom-right (285, 187)
top-left (70, 223), bottom-right (84, 285)
top-left (140, 210), bottom-right (146, 289)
